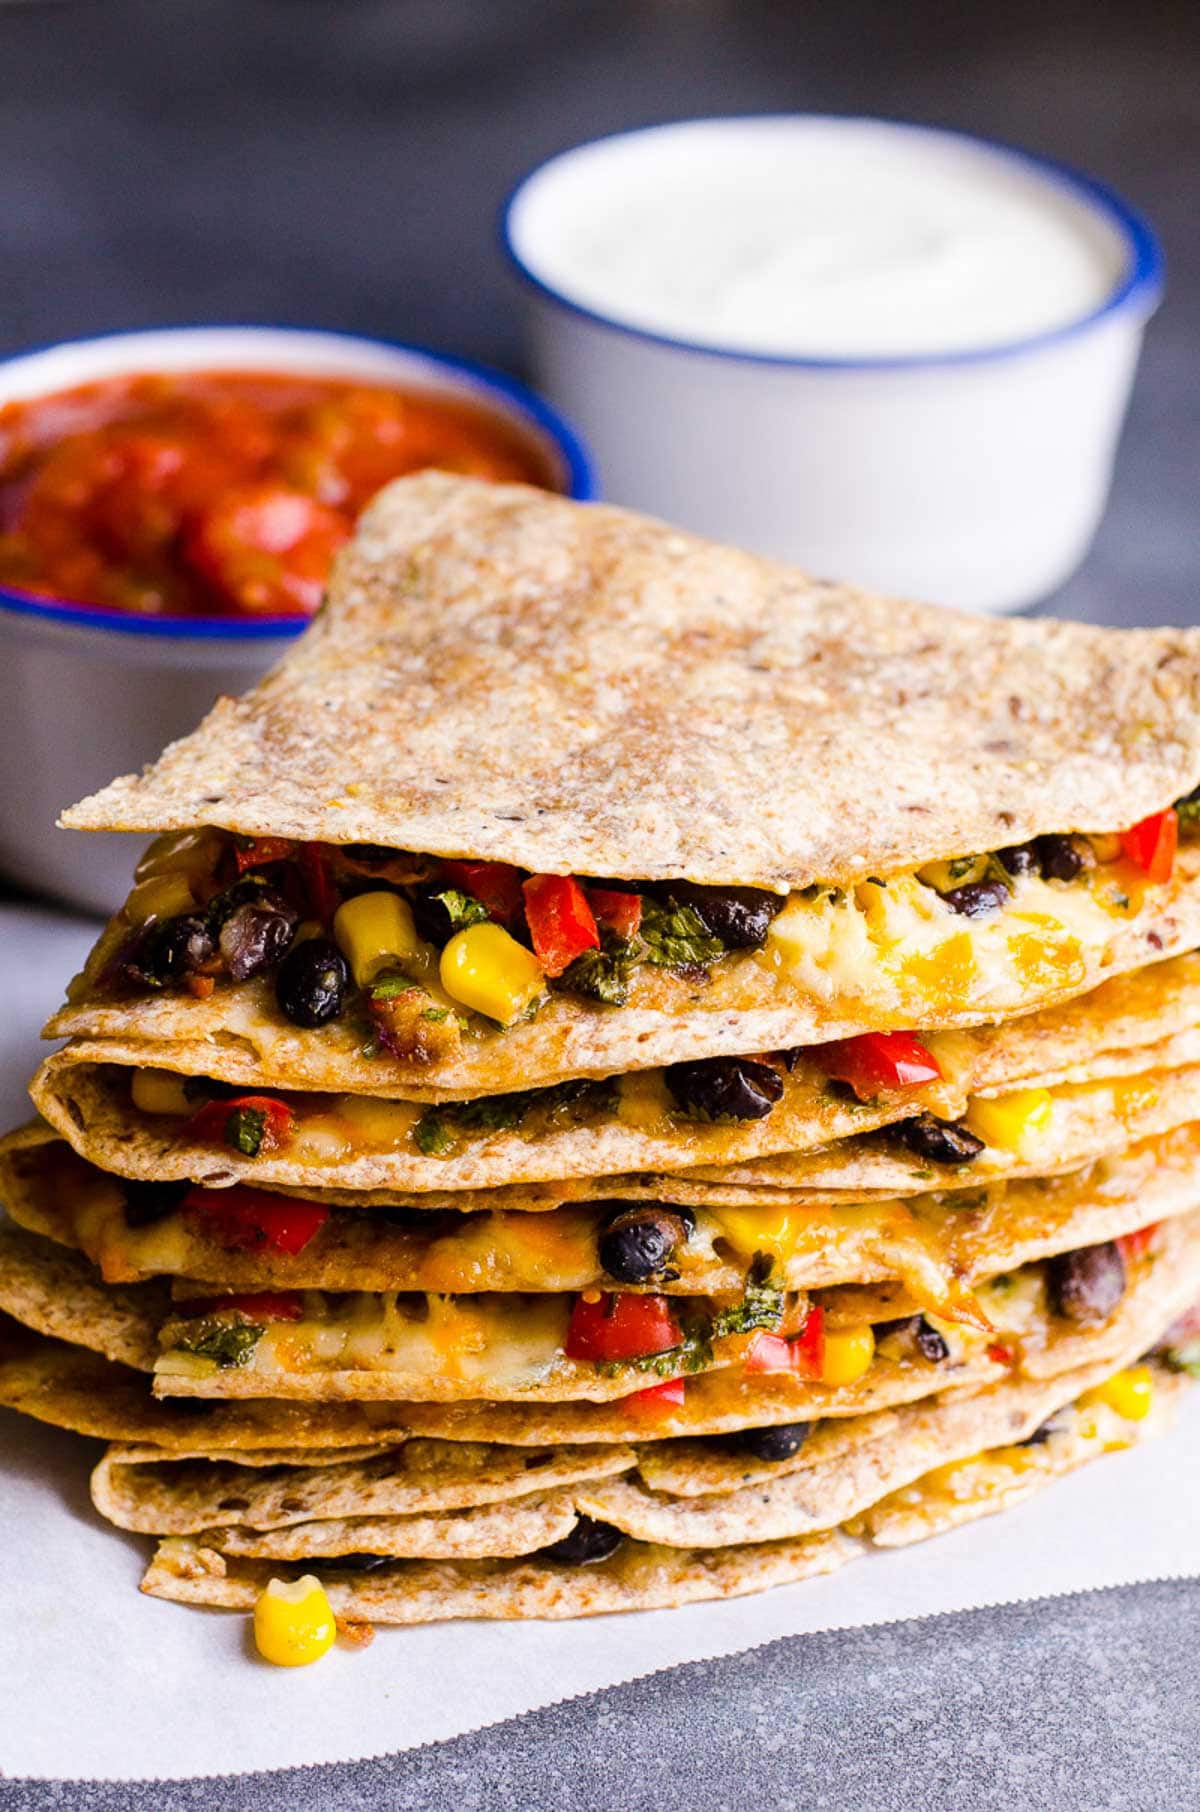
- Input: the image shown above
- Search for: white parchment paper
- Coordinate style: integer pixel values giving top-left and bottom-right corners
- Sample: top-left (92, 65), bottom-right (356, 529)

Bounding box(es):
top-left (2, 904), bottom-right (1197, 1783)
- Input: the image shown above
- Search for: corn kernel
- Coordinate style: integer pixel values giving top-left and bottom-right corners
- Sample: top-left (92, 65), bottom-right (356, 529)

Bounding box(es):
top-left (716, 1205), bottom-right (801, 1263)
top-left (253, 1575), bottom-right (336, 1667)
top-left (1080, 1365), bottom-right (1154, 1423)
top-left (439, 922), bottom-right (544, 1024)
top-left (333, 891), bottom-right (421, 988)
top-left (966, 1087), bottom-right (1054, 1156)
top-left (822, 1324), bottom-right (876, 1385)
top-left (131, 1068), bottom-right (193, 1116)
top-left (124, 872), bottom-right (196, 925)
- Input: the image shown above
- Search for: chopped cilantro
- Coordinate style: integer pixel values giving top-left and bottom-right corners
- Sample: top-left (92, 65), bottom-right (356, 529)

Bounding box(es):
top-left (428, 887), bottom-right (491, 933)
top-left (710, 1253), bottom-right (785, 1339)
top-left (413, 1114), bottom-right (455, 1157)
top-left (172, 1318), bottom-right (264, 1368)
top-left (226, 1106), bottom-right (267, 1157)
top-left (559, 938), bottom-right (638, 1005)
top-left (637, 899), bottom-right (727, 970)
top-left (369, 971), bottom-right (419, 1001)
top-left (1175, 786), bottom-right (1200, 825)
top-left (1162, 1339), bottom-right (1200, 1379)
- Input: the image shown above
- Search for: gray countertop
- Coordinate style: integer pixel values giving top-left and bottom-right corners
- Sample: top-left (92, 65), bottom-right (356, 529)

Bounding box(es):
top-left (0, 1), bottom-right (1197, 1803)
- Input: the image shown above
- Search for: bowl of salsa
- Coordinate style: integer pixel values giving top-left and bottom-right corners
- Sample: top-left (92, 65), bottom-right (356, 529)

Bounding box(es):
top-left (0, 325), bottom-right (595, 911)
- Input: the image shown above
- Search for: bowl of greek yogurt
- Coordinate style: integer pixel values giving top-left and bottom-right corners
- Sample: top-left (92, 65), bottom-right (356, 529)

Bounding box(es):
top-left (504, 116), bottom-right (1163, 612)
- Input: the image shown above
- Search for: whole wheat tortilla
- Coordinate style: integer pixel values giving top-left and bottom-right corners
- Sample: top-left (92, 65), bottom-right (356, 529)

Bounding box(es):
top-left (861, 1367), bottom-right (1188, 1546)
top-left (0, 1222), bottom-right (163, 1371)
top-left (140, 1526), bottom-right (855, 1621)
top-left (61, 473), bottom-right (1200, 886)
top-left (29, 1050), bottom-right (1200, 1200)
top-left (91, 1437), bottom-right (636, 1534)
top-left (137, 1363), bottom-right (1180, 1622)
top-left (44, 935), bottom-right (1200, 1108)
top-left (104, 1346), bottom-right (1164, 1562)
top-left (9, 1123), bottom-right (1200, 1337)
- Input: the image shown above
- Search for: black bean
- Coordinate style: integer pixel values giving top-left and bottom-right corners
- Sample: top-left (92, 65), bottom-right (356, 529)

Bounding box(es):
top-left (150, 914), bottom-right (217, 982)
top-left (665, 1056), bottom-right (785, 1122)
top-left (731, 1421), bottom-right (812, 1462)
top-left (538, 1517), bottom-right (625, 1567)
top-left (1034, 834), bottom-right (1086, 882)
top-left (1046, 1241), bottom-right (1126, 1324)
top-left (942, 878), bottom-right (1010, 919)
top-left (996, 842), bottom-right (1039, 877)
top-left (219, 898), bottom-right (299, 982)
top-left (656, 881), bottom-right (785, 950)
top-left (275, 937), bottom-right (349, 1027)
top-left (897, 1112), bottom-right (984, 1166)
top-left (1019, 1417), bottom-right (1063, 1449)
top-left (914, 1317), bottom-right (950, 1362)
top-left (121, 1178), bottom-right (190, 1228)
top-left (596, 1203), bottom-right (694, 1284)
top-left (875, 1315), bottom-right (950, 1363)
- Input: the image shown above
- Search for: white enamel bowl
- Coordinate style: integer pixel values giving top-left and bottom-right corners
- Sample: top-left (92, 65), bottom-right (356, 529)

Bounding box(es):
top-left (504, 117), bottom-right (1164, 615)
top-left (0, 326), bottom-right (595, 914)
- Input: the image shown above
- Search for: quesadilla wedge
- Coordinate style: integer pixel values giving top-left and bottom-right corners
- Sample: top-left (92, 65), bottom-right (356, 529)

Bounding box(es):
top-left (97, 1349), bottom-right (1181, 1558)
top-left (138, 1362), bottom-right (1186, 1623)
top-left (29, 1040), bottom-right (1200, 1199)
top-left (7, 1122), bottom-right (1199, 1336)
top-left (53, 474), bottom-right (1200, 1095)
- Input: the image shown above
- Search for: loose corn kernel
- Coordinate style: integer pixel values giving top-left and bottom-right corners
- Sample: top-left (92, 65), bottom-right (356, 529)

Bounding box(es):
top-left (716, 1205), bottom-right (802, 1263)
top-left (253, 1575), bottom-right (336, 1667)
top-left (124, 871), bottom-right (196, 925)
top-left (131, 1068), bottom-right (194, 1116)
top-left (821, 1324), bottom-right (876, 1385)
top-left (1081, 1365), bottom-right (1154, 1423)
top-left (333, 891), bottom-right (421, 988)
top-left (439, 922), bottom-right (544, 1024)
top-left (966, 1087), bottom-right (1054, 1155)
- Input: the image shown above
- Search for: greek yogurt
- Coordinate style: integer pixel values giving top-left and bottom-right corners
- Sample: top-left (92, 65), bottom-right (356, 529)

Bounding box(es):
top-left (507, 117), bottom-right (1130, 359)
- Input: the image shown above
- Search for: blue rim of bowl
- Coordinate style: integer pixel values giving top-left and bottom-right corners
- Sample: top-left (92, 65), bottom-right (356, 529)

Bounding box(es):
top-left (0, 324), bottom-right (598, 641)
top-left (501, 114), bottom-right (1165, 373)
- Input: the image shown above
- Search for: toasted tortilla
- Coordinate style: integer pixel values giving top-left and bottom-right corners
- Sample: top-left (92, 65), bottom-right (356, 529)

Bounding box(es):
top-left (91, 1437), bottom-right (635, 1535)
top-left (138, 1365), bottom-right (1181, 1621)
top-left (140, 1524), bottom-right (855, 1622)
top-left (0, 1221), bottom-right (163, 1371)
top-left (861, 1367), bottom-right (1189, 1546)
top-left (61, 473), bottom-right (1200, 885)
top-left (101, 1349), bottom-right (1167, 1561)
top-left (9, 1123), bottom-right (1200, 1337)
top-left (29, 1043), bottom-right (1200, 1200)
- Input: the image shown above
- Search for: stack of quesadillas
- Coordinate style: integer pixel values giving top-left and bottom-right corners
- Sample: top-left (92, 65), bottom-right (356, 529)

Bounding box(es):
top-left (3, 472), bottom-right (1200, 1631)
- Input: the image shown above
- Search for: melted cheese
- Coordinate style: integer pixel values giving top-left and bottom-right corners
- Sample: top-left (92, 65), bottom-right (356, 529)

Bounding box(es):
top-left (763, 863), bottom-right (1144, 1019)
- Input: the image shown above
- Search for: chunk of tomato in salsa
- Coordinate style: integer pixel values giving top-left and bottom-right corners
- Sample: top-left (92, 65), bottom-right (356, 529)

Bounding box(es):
top-left (0, 371), bottom-right (555, 618)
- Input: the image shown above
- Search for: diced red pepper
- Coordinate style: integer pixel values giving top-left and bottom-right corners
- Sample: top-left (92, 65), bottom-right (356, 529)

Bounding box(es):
top-left (1117, 1221), bottom-right (1162, 1264)
top-left (184, 1094), bottom-right (294, 1156)
top-left (523, 874), bottom-right (600, 977)
top-left (175, 1290), bottom-right (304, 1321)
top-left (587, 887), bottom-right (643, 941)
top-left (182, 1185), bottom-right (328, 1256)
top-left (233, 836), bottom-right (295, 874)
top-left (744, 1306), bottom-right (825, 1378)
top-left (986, 1341), bottom-right (1016, 1366)
top-left (440, 860), bottom-right (525, 929)
top-left (564, 1292), bottom-right (681, 1363)
top-left (1120, 809), bottom-right (1177, 885)
top-left (299, 841), bottom-right (339, 925)
top-left (623, 1377), bottom-right (686, 1417)
top-left (819, 1031), bottom-right (942, 1101)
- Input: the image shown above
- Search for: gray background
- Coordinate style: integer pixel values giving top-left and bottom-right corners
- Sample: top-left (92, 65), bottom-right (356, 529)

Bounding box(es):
top-left (0, 1), bottom-right (1197, 1804)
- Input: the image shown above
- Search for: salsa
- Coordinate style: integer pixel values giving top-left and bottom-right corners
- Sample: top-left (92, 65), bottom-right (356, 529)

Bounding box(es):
top-left (0, 370), bottom-right (556, 617)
